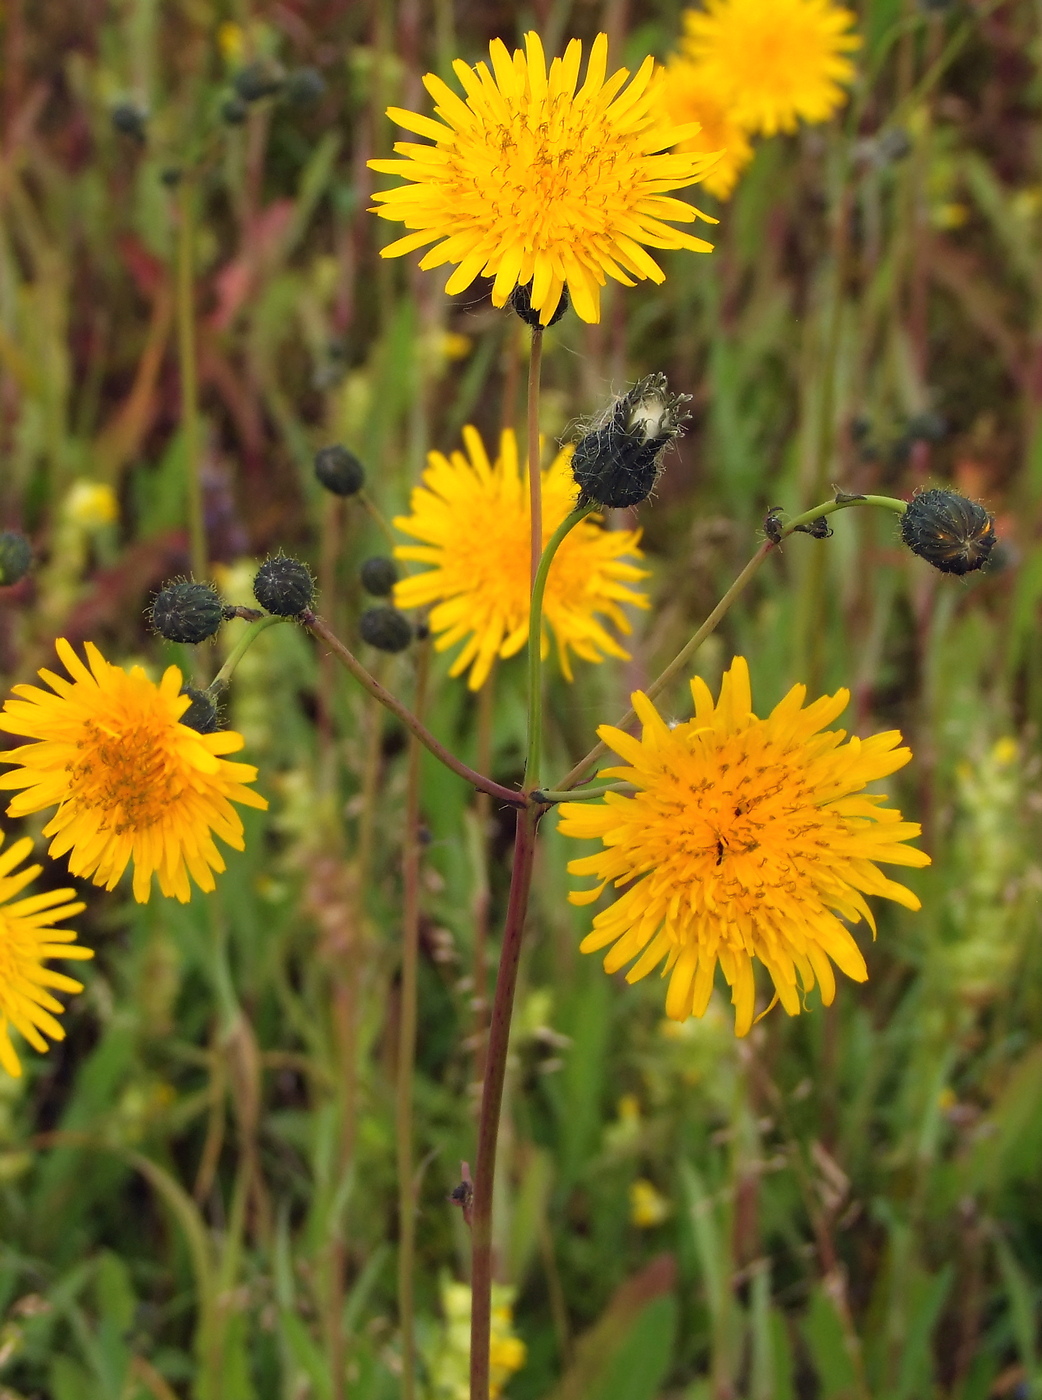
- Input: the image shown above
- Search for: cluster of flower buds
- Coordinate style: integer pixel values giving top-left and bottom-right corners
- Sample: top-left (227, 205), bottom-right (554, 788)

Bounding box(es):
top-left (571, 373), bottom-right (690, 509)
top-left (222, 62), bottom-right (325, 125)
top-left (358, 555), bottom-right (414, 652)
top-left (0, 531), bottom-right (32, 587)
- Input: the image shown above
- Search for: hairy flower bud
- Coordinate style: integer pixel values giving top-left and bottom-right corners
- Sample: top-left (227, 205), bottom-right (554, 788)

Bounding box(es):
top-left (152, 581), bottom-right (229, 644)
top-left (179, 687), bottom-right (222, 734)
top-left (510, 281), bottom-right (570, 328)
top-left (315, 444), bottom-right (366, 497)
top-left (359, 606), bottom-right (413, 653)
top-left (900, 489), bottom-right (996, 575)
top-left (0, 532), bottom-right (32, 587)
top-left (359, 556), bottom-right (398, 597)
top-left (253, 556), bottom-right (315, 616)
top-left (571, 373), bottom-right (690, 509)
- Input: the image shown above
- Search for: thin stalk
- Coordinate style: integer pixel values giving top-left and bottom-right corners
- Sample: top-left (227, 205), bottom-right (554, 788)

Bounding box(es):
top-left (176, 177), bottom-right (206, 583)
top-left (556, 494), bottom-right (908, 791)
top-left (470, 804), bottom-right (540, 1400)
top-left (471, 665), bottom-right (497, 1092)
top-left (359, 490), bottom-right (399, 550)
top-left (304, 611), bottom-right (525, 807)
top-left (207, 615), bottom-right (285, 697)
top-left (396, 640), bottom-right (430, 1400)
top-left (524, 506), bottom-right (596, 791)
top-left (532, 782), bottom-right (633, 805)
top-left (527, 327), bottom-right (544, 590)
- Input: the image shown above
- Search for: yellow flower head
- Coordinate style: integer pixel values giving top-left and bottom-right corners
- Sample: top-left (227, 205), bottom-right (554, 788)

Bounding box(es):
top-left (65, 481), bottom-right (118, 530)
top-left (0, 829), bottom-right (89, 1078)
top-left (663, 58), bottom-right (754, 201)
top-left (630, 1177), bottom-right (671, 1227)
top-left (0, 640), bottom-right (268, 904)
top-left (679, 0), bottom-right (860, 138)
top-left (560, 657), bottom-right (930, 1036)
top-left (369, 31), bottom-right (719, 325)
top-left (393, 426), bottom-right (649, 690)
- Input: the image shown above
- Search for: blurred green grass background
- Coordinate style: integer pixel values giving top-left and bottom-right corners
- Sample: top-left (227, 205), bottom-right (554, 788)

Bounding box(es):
top-left (0, 1), bottom-right (1040, 1397)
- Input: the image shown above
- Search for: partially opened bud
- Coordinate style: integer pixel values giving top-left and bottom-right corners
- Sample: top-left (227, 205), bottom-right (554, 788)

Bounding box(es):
top-left (571, 374), bottom-right (690, 509)
top-left (900, 489), bottom-right (996, 575)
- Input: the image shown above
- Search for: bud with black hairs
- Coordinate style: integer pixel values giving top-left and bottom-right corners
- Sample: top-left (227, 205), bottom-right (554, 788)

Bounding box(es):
top-left (570, 373), bottom-right (689, 510)
top-left (152, 581), bottom-right (231, 644)
top-left (253, 556), bottom-right (316, 616)
top-left (900, 489), bottom-right (996, 575)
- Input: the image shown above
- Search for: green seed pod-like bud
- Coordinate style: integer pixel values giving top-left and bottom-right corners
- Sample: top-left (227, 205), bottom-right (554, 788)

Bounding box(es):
top-left (360, 556), bottom-right (398, 597)
top-left (315, 444), bottom-right (366, 497)
top-left (111, 101), bottom-right (147, 142)
top-left (253, 555), bottom-right (315, 616)
top-left (284, 67), bottom-right (326, 106)
top-left (152, 581), bottom-right (229, 643)
top-left (359, 606), bottom-right (412, 653)
top-left (180, 686), bottom-right (222, 734)
top-left (233, 61), bottom-right (284, 102)
top-left (0, 532), bottom-right (32, 587)
top-left (510, 281), bottom-right (570, 328)
top-left (571, 373), bottom-right (690, 509)
top-left (899, 488), bottom-right (996, 575)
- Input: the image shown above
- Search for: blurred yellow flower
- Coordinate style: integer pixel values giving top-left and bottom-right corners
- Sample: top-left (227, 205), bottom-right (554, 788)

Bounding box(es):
top-left (630, 1178), bottom-right (671, 1227)
top-left (0, 640), bottom-right (267, 904)
top-left (678, 0), bottom-right (860, 138)
top-left (65, 481), bottom-right (118, 530)
top-left (663, 59), bottom-right (753, 200)
top-left (428, 1277), bottom-right (526, 1400)
top-left (369, 31), bottom-right (718, 325)
top-left (393, 426), bottom-right (648, 690)
top-left (0, 830), bottom-right (89, 1078)
top-left (217, 21), bottom-right (244, 62)
top-left (560, 656), bottom-right (930, 1036)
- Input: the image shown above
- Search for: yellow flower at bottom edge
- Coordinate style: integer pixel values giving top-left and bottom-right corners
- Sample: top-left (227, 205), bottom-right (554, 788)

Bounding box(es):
top-left (393, 426), bottom-right (650, 690)
top-left (0, 640), bottom-right (268, 904)
top-left (0, 829), bottom-right (90, 1077)
top-left (663, 58), bottom-right (753, 201)
top-left (678, 0), bottom-right (860, 138)
top-left (559, 657), bottom-right (930, 1036)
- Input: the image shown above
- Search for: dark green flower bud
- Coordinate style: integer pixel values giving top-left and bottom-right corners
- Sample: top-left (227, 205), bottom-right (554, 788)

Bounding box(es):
top-left (360, 556), bottom-right (398, 597)
top-left (111, 101), bottom-right (147, 142)
top-left (233, 61), bottom-right (284, 102)
top-left (571, 373), bottom-right (690, 509)
top-left (359, 606), bottom-right (412, 653)
top-left (221, 94), bottom-right (249, 125)
top-left (152, 581), bottom-right (229, 643)
top-left (900, 489), bottom-right (996, 575)
top-left (179, 686), bottom-right (222, 734)
top-left (0, 532), bottom-right (32, 587)
top-left (159, 166), bottom-right (182, 187)
top-left (253, 555), bottom-right (315, 615)
top-left (510, 281), bottom-right (570, 328)
top-left (315, 444), bottom-right (366, 497)
top-left (284, 67), bottom-right (326, 106)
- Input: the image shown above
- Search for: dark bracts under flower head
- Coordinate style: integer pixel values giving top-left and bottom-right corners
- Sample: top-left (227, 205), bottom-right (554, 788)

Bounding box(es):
top-left (0, 532), bottom-right (32, 587)
top-left (152, 581), bottom-right (230, 644)
top-left (900, 489), bottom-right (996, 576)
top-left (253, 556), bottom-right (316, 616)
top-left (571, 373), bottom-right (690, 510)
top-left (179, 686), bottom-right (222, 734)
top-left (510, 282), bottom-right (570, 328)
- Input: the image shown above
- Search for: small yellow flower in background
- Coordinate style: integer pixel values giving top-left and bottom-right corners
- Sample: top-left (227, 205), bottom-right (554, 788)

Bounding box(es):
top-left (64, 481), bottom-right (118, 531)
top-left (0, 640), bottom-right (267, 904)
top-left (217, 20), bottom-right (245, 62)
top-left (369, 31), bottom-right (718, 325)
top-left (427, 1277), bottom-right (526, 1400)
top-left (393, 426), bottom-right (649, 690)
top-left (678, 0), bottom-right (860, 138)
top-left (559, 656), bottom-right (930, 1037)
top-left (630, 1177), bottom-right (671, 1227)
top-left (663, 60), bottom-right (754, 200)
top-left (0, 830), bottom-right (89, 1078)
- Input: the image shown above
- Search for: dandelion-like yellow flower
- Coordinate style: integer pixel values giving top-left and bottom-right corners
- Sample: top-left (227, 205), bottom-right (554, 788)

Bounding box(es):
top-left (0, 640), bottom-right (268, 904)
top-left (369, 31), bottom-right (719, 325)
top-left (0, 829), bottom-right (89, 1077)
top-left (560, 657), bottom-right (929, 1036)
top-left (663, 59), bottom-right (754, 200)
top-left (678, 0), bottom-right (860, 138)
top-left (393, 426), bottom-right (649, 690)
